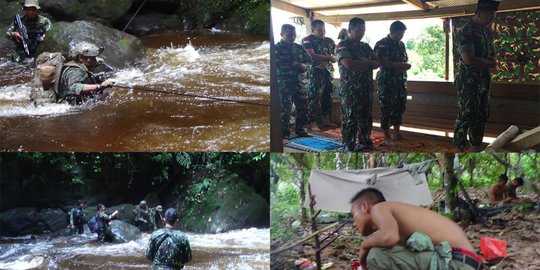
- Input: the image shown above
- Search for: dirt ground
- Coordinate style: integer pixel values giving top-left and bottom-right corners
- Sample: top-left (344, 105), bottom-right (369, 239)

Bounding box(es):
top-left (271, 190), bottom-right (540, 270)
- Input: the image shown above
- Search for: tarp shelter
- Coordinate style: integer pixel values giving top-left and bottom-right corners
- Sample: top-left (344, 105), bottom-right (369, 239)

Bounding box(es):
top-left (305, 161), bottom-right (434, 213)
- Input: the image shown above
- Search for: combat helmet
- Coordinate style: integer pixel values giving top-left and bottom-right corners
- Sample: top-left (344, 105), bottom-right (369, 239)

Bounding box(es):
top-left (71, 41), bottom-right (104, 58)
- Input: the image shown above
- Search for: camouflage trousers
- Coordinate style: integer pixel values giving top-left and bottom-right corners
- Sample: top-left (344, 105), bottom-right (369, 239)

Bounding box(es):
top-left (453, 77), bottom-right (490, 147)
top-left (367, 246), bottom-right (476, 270)
top-left (307, 68), bottom-right (334, 123)
top-left (340, 83), bottom-right (373, 150)
top-left (279, 79), bottom-right (308, 137)
top-left (377, 77), bottom-right (407, 130)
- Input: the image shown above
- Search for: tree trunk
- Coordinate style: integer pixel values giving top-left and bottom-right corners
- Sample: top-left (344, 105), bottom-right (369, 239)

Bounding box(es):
top-left (468, 156), bottom-right (475, 187)
top-left (308, 184), bottom-right (322, 270)
top-left (346, 153), bottom-right (352, 170)
top-left (335, 153), bottom-right (343, 170)
top-left (438, 153), bottom-right (457, 213)
top-left (400, 153), bottom-right (408, 166)
top-left (300, 169), bottom-right (307, 221)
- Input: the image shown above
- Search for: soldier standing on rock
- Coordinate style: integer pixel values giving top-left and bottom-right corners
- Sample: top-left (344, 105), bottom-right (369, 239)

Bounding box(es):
top-left (146, 208), bottom-right (192, 269)
top-left (134, 200), bottom-right (152, 232)
top-left (5, 0), bottom-right (51, 63)
top-left (151, 205), bottom-right (165, 231)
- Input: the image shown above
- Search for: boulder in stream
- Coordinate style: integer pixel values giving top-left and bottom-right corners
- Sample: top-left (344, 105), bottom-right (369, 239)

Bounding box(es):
top-left (178, 170), bottom-right (270, 234)
top-left (0, 207), bottom-right (68, 236)
top-left (108, 220), bottom-right (141, 243)
top-left (38, 0), bottom-right (134, 25)
top-left (38, 20), bottom-right (145, 68)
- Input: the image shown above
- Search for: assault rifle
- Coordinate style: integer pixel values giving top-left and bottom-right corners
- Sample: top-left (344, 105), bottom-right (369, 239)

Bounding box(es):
top-left (15, 14), bottom-right (30, 56)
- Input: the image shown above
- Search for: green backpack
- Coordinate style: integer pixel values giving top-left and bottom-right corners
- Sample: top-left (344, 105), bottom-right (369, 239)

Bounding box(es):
top-left (30, 52), bottom-right (65, 106)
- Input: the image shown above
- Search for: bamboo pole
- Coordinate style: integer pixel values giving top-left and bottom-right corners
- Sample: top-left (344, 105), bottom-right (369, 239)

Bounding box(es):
top-left (271, 222), bottom-right (340, 254)
top-left (308, 183), bottom-right (322, 270)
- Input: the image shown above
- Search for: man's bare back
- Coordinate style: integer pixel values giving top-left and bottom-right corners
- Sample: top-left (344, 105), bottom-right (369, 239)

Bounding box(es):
top-left (373, 201), bottom-right (475, 252)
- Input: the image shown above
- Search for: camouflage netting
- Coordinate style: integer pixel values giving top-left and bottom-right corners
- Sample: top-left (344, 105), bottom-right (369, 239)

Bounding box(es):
top-left (452, 10), bottom-right (540, 83)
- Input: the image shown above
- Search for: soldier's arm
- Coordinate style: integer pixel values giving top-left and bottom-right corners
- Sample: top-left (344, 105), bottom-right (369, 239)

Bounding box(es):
top-left (379, 56), bottom-right (410, 71)
top-left (6, 21), bottom-right (18, 40)
top-left (305, 48), bottom-right (336, 62)
top-left (337, 43), bottom-right (376, 72)
top-left (461, 51), bottom-right (496, 70)
top-left (181, 236), bottom-right (193, 263)
top-left (145, 234), bottom-right (156, 260)
top-left (65, 68), bottom-right (103, 95)
top-left (340, 57), bottom-right (376, 72)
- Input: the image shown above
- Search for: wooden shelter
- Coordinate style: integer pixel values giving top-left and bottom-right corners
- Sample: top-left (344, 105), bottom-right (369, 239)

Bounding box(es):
top-left (270, 0), bottom-right (540, 151)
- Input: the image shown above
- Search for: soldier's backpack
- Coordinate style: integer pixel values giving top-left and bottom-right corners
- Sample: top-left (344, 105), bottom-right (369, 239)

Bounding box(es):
top-left (87, 214), bottom-right (101, 233)
top-left (30, 52), bottom-right (65, 106)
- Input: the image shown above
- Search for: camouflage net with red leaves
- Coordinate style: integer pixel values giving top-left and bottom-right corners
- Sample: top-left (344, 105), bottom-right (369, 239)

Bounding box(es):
top-left (451, 10), bottom-right (540, 83)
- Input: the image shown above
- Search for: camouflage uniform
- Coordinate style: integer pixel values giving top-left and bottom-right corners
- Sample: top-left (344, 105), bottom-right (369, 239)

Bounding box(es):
top-left (5, 14), bottom-right (51, 62)
top-left (453, 19), bottom-right (494, 147)
top-left (302, 35), bottom-right (336, 123)
top-left (69, 206), bottom-right (86, 234)
top-left (96, 211), bottom-right (115, 243)
top-left (374, 35), bottom-right (408, 130)
top-left (336, 39), bottom-right (377, 150)
top-left (134, 205), bottom-right (152, 232)
top-left (151, 208), bottom-right (165, 230)
top-left (146, 227), bottom-right (192, 270)
top-left (275, 41), bottom-right (310, 137)
top-left (59, 61), bottom-right (105, 104)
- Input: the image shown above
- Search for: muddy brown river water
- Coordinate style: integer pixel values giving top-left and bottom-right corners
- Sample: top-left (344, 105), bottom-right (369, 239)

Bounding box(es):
top-left (0, 228), bottom-right (270, 269)
top-left (0, 30), bottom-right (269, 151)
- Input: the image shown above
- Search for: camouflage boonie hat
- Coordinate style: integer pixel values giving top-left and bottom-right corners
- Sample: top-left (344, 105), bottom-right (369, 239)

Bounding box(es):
top-left (72, 41), bottom-right (104, 57)
top-left (23, 0), bottom-right (41, 9)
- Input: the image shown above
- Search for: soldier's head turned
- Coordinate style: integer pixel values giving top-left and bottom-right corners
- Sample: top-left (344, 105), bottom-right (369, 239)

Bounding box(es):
top-left (280, 24), bottom-right (296, 43)
top-left (475, 0), bottom-right (498, 25)
top-left (140, 200), bottom-right (147, 207)
top-left (164, 208), bottom-right (178, 225)
top-left (71, 41), bottom-right (104, 67)
top-left (348, 17), bottom-right (366, 41)
top-left (97, 203), bottom-right (105, 211)
top-left (23, 0), bottom-right (40, 18)
top-left (512, 177), bottom-right (524, 187)
top-left (389, 21), bottom-right (407, 41)
top-left (155, 205), bottom-right (163, 212)
top-left (77, 200), bottom-right (84, 207)
top-left (311, 19), bottom-right (326, 38)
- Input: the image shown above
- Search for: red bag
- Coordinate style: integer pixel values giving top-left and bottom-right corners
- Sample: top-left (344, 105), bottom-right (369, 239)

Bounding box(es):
top-left (480, 237), bottom-right (507, 261)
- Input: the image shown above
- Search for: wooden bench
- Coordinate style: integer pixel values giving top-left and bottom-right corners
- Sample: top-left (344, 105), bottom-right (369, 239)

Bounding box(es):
top-left (331, 80), bottom-right (540, 138)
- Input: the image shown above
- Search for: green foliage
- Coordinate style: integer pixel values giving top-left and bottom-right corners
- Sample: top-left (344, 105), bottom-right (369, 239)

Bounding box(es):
top-left (409, 25), bottom-right (445, 79)
top-left (186, 177), bottom-right (215, 204)
top-left (175, 153), bottom-right (192, 169)
top-left (271, 181), bottom-right (301, 240)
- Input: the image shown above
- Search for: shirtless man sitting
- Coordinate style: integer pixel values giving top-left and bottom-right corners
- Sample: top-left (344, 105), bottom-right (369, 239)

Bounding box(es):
top-left (350, 188), bottom-right (483, 270)
top-left (488, 174), bottom-right (509, 205)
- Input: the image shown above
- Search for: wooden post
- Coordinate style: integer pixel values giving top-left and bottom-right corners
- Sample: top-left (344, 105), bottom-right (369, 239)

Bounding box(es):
top-left (306, 10), bottom-right (314, 36)
top-left (308, 183), bottom-right (322, 270)
top-left (270, 8), bottom-right (283, 152)
top-left (444, 18), bottom-right (450, 81)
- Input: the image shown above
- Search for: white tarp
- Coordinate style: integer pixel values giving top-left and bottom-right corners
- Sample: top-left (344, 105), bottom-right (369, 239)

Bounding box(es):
top-left (305, 165), bottom-right (433, 213)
